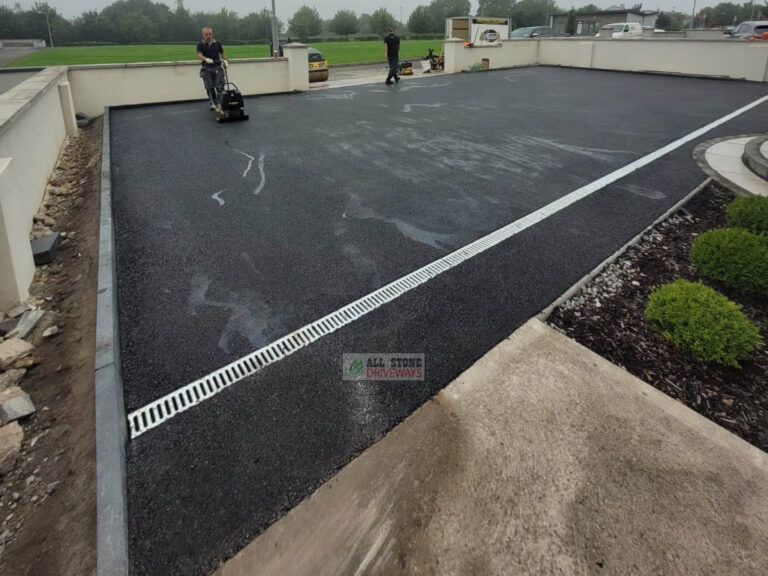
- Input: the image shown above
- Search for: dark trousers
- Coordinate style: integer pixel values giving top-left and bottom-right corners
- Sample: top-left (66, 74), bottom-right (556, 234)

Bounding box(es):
top-left (386, 56), bottom-right (399, 83)
top-left (200, 64), bottom-right (224, 103)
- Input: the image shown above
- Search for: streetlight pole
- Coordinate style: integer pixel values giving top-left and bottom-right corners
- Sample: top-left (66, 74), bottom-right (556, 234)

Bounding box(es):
top-left (40, 11), bottom-right (53, 48)
top-left (691, 0), bottom-right (697, 29)
top-left (270, 0), bottom-right (279, 57)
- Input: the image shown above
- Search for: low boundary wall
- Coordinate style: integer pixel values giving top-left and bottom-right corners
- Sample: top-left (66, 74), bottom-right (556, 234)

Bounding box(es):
top-left (444, 37), bottom-right (768, 82)
top-left (0, 67), bottom-right (76, 308)
top-left (68, 44), bottom-right (309, 118)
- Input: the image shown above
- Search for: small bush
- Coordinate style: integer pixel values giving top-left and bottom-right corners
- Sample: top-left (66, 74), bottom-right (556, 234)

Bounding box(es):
top-left (726, 196), bottom-right (768, 236)
top-left (690, 228), bottom-right (768, 294)
top-left (645, 280), bottom-right (762, 367)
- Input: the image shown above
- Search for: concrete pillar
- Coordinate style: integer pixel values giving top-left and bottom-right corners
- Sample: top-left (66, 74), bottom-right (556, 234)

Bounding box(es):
top-left (443, 39), bottom-right (465, 74)
top-left (282, 43), bottom-right (309, 92)
top-left (0, 158), bottom-right (32, 311)
top-left (58, 81), bottom-right (78, 137)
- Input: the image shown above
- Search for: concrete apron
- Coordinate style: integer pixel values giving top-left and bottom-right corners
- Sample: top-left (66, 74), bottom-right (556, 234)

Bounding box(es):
top-left (216, 319), bottom-right (768, 575)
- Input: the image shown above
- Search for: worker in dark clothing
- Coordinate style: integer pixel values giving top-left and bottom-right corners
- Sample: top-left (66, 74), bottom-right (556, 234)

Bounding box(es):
top-left (197, 26), bottom-right (229, 110)
top-left (383, 28), bottom-right (400, 85)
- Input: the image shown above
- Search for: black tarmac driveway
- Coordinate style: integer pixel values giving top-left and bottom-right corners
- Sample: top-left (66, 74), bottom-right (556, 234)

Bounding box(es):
top-left (108, 67), bottom-right (768, 575)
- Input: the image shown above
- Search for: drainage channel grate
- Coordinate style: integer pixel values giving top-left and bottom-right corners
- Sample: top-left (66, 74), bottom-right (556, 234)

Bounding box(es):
top-left (126, 210), bottom-right (552, 439)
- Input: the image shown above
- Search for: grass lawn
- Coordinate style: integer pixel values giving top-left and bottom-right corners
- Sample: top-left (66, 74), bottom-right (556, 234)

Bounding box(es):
top-left (2, 40), bottom-right (443, 67)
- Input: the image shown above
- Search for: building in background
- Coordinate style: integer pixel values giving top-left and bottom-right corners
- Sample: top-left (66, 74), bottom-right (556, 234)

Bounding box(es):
top-left (550, 9), bottom-right (659, 37)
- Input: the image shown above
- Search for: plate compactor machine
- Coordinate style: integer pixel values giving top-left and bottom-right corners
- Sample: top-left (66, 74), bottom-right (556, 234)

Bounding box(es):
top-left (211, 61), bottom-right (248, 123)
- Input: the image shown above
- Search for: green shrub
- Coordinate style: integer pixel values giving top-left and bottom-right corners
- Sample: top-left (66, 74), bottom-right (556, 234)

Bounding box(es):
top-left (645, 280), bottom-right (762, 367)
top-left (726, 196), bottom-right (768, 236)
top-left (690, 228), bottom-right (768, 294)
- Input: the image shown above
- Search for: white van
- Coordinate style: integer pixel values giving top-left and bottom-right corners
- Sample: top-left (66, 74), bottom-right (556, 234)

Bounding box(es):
top-left (598, 22), bottom-right (642, 39)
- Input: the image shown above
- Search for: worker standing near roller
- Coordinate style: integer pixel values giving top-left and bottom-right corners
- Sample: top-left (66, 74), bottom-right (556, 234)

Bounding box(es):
top-left (197, 26), bottom-right (229, 110)
top-left (384, 27), bottom-right (400, 85)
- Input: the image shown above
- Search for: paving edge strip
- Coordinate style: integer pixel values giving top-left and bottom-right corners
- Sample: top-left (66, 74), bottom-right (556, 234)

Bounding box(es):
top-left (692, 133), bottom-right (765, 197)
top-left (94, 107), bottom-right (129, 576)
top-left (742, 134), bottom-right (768, 180)
top-left (537, 177), bottom-right (712, 321)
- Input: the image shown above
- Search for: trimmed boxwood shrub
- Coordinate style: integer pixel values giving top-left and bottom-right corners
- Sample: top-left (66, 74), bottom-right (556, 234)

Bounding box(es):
top-left (726, 196), bottom-right (768, 236)
top-left (645, 280), bottom-right (762, 367)
top-left (690, 228), bottom-right (768, 294)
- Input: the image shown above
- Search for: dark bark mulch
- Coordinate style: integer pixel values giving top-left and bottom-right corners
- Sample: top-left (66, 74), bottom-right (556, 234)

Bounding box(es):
top-left (548, 182), bottom-right (768, 452)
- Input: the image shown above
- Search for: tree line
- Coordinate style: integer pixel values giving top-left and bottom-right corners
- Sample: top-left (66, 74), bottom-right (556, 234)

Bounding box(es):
top-left (1, 0), bottom-right (766, 46)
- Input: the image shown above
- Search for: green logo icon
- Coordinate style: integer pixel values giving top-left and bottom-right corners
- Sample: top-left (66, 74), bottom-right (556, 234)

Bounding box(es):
top-left (350, 359), bottom-right (363, 377)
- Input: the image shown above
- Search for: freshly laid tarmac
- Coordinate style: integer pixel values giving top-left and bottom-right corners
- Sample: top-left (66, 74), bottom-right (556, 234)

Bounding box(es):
top-left (217, 319), bottom-right (768, 576)
top-left (111, 65), bottom-right (768, 574)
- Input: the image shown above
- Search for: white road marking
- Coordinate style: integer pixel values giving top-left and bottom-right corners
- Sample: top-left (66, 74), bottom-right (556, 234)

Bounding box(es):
top-left (211, 190), bottom-right (225, 206)
top-left (127, 93), bottom-right (768, 439)
top-left (253, 154), bottom-right (266, 195)
top-left (232, 148), bottom-right (255, 178)
top-left (402, 103), bottom-right (444, 113)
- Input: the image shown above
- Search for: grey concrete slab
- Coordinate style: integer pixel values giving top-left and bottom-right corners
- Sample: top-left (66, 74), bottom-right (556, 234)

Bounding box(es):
top-left (216, 319), bottom-right (768, 576)
top-left (112, 68), bottom-right (768, 575)
top-left (0, 47), bottom-right (39, 66)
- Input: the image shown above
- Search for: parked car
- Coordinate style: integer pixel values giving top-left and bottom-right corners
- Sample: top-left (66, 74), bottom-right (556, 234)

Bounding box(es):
top-left (724, 21), bottom-right (768, 39)
top-left (598, 22), bottom-right (642, 38)
top-left (307, 46), bottom-right (329, 82)
top-left (510, 26), bottom-right (553, 38)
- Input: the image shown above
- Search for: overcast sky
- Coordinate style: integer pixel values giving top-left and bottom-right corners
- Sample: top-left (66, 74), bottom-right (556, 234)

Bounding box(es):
top-left (11, 0), bottom-right (723, 21)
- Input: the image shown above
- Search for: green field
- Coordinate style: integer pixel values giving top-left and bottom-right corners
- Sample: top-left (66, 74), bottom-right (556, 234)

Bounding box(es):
top-left (3, 40), bottom-right (442, 67)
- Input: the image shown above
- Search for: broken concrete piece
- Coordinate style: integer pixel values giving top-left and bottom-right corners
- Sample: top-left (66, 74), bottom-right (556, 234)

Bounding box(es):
top-left (6, 304), bottom-right (29, 319)
top-left (0, 318), bottom-right (15, 336)
top-left (42, 326), bottom-right (59, 338)
top-left (6, 309), bottom-right (45, 340)
top-left (10, 356), bottom-right (38, 369)
top-left (46, 185), bottom-right (68, 196)
top-left (30, 233), bottom-right (62, 266)
top-left (0, 338), bottom-right (34, 371)
top-left (0, 369), bottom-right (26, 392)
top-left (33, 214), bottom-right (55, 227)
top-left (0, 422), bottom-right (24, 476)
top-left (0, 387), bottom-right (36, 425)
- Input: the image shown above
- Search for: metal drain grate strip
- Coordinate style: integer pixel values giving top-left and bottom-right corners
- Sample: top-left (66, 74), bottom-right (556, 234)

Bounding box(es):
top-left (126, 93), bottom-right (768, 439)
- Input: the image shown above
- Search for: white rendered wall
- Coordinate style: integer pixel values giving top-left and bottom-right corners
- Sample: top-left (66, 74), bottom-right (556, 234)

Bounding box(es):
top-left (0, 67), bottom-right (68, 221)
top-left (68, 48), bottom-right (309, 118)
top-left (0, 158), bottom-right (34, 309)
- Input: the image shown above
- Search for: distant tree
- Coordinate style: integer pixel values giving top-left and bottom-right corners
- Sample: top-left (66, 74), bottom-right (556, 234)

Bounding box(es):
top-left (408, 6), bottom-right (434, 33)
top-left (288, 5), bottom-right (322, 41)
top-left (429, 0), bottom-right (472, 32)
top-left (477, 0), bottom-right (515, 17)
top-left (71, 10), bottom-right (101, 41)
top-left (510, 0), bottom-right (559, 28)
top-left (240, 9), bottom-right (275, 43)
top-left (576, 4), bottom-right (601, 11)
top-left (655, 11), bottom-right (671, 30)
top-left (566, 8), bottom-right (576, 34)
top-left (369, 8), bottom-right (397, 36)
top-left (357, 13), bottom-right (372, 34)
top-left (165, 0), bottom-right (197, 42)
top-left (330, 9), bottom-right (358, 37)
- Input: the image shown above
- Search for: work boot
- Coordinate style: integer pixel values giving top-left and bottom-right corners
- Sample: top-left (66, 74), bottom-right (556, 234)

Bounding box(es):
top-left (394, 75), bottom-right (400, 83)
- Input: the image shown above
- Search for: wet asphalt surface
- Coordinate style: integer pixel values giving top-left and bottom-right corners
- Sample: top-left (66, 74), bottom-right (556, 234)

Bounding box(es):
top-left (109, 67), bottom-right (768, 575)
